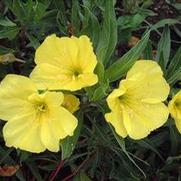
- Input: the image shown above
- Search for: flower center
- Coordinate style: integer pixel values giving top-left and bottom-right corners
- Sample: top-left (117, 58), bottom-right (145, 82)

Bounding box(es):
top-left (33, 102), bottom-right (48, 117)
top-left (175, 101), bottom-right (181, 109)
top-left (118, 94), bottom-right (128, 102)
top-left (72, 69), bottom-right (82, 80)
top-left (37, 103), bottom-right (47, 112)
top-left (118, 94), bottom-right (130, 106)
top-left (74, 70), bottom-right (80, 76)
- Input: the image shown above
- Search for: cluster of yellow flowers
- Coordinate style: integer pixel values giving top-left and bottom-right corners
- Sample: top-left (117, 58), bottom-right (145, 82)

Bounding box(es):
top-left (0, 34), bottom-right (180, 153)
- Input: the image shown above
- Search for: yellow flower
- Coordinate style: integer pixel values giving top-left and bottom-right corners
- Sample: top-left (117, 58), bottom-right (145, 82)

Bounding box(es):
top-left (62, 94), bottom-right (80, 113)
top-left (168, 90), bottom-right (181, 133)
top-left (0, 75), bottom-right (78, 153)
top-left (30, 34), bottom-right (98, 91)
top-left (105, 60), bottom-right (170, 139)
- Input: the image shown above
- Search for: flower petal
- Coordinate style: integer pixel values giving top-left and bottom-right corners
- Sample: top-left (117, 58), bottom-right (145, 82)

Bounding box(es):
top-left (122, 102), bottom-right (169, 139)
top-left (106, 88), bottom-right (126, 111)
top-left (51, 107), bottom-right (78, 136)
top-left (3, 113), bottom-right (45, 153)
top-left (30, 63), bottom-right (73, 90)
top-left (0, 74), bottom-right (37, 99)
top-left (40, 116), bottom-right (60, 152)
top-left (44, 91), bottom-right (64, 107)
top-left (125, 60), bottom-right (170, 102)
top-left (73, 35), bottom-right (97, 72)
top-left (105, 111), bottom-right (127, 138)
top-left (168, 90), bottom-right (181, 120)
top-left (35, 34), bottom-right (61, 66)
top-left (0, 75), bottom-right (37, 120)
top-left (40, 107), bottom-right (78, 152)
top-left (62, 94), bottom-right (80, 113)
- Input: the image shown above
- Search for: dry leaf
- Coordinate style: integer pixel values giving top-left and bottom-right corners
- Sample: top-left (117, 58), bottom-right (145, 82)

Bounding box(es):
top-left (0, 53), bottom-right (25, 64)
top-left (0, 165), bottom-right (19, 177)
top-left (128, 36), bottom-right (140, 47)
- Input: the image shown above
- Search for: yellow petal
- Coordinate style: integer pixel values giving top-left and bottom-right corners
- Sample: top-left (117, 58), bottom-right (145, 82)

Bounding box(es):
top-left (40, 107), bottom-right (78, 152)
top-left (168, 90), bottom-right (181, 134)
top-left (62, 94), bottom-right (80, 113)
top-left (77, 73), bottom-right (98, 87)
top-left (0, 75), bottom-right (37, 120)
top-left (127, 60), bottom-right (162, 78)
top-left (55, 36), bottom-right (79, 67)
top-left (0, 74), bottom-right (37, 99)
top-left (125, 60), bottom-right (170, 102)
top-left (31, 64), bottom-right (98, 91)
top-left (44, 91), bottom-right (64, 107)
top-left (30, 63), bottom-right (72, 90)
top-left (122, 102), bottom-right (169, 139)
top-left (106, 88), bottom-right (126, 111)
top-left (3, 113), bottom-right (45, 153)
top-left (105, 111), bottom-right (127, 138)
top-left (52, 107), bottom-right (78, 136)
top-left (40, 116), bottom-right (60, 152)
top-left (35, 34), bottom-right (60, 66)
top-left (73, 35), bottom-right (97, 72)
top-left (168, 90), bottom-right (181, 120)
top-left (58, 73), bottom-right (98, 91)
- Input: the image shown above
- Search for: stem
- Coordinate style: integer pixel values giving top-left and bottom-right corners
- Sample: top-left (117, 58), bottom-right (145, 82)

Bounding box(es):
top-left (48, 160), bottom-right (65, 181)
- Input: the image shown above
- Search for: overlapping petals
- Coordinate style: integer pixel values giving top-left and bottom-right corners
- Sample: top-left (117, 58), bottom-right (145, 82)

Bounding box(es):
top-left (30, 34), bottom-right (98, 91)
top-left (105, 60), bottom-right (170, 139)
top-left (0, 75), bottom-right (78, 153)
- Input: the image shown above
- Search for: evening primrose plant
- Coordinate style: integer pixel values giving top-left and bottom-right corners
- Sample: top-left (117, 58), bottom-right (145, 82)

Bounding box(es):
top-left (0, 33), bottom-right (172, 153)
top-left (1, 0), bottom-right (181, 180)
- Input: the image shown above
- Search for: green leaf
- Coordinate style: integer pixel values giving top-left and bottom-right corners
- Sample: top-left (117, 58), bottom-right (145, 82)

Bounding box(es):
top-left (5, 0), bottom-right (26, 23)
top-left (61, 112), bottom-right (83, 160)
top-left (158, 51), bottom-right (166, 74)
top-left (110, 126), bottom-right (146, 178)
top-left (71, 0), bottom-right (81, 35)
top-left (169, 124), bottom-right (180, 155)
top-left (117, 13), bottom-right (147, 30)
top-left (91, 80), bottom-right (109, 101)
top-left (26, 34), bottom-right (40, 49)
top-left (85, 61), bottom-right (107, 101)
top-left (0, 17), bottom-right (16, 27)
top-left (150, 19), bottom-right (180, 30)
top-left (34, 1), bottom-right (50, 22)
top-left (137, 140), bottom-right (164, 161)
top-left (156, 26), bottom-right (170, 68)
top-left (167, 67), bottom-right (181, 85)
top-left (96, 0), bottom-right (117, 65)
top-left (0, 148), bottom-right (14, 165)
top-left (167, 47), bottom-right (181, 84)
top-left (167, 47), bottom-right (181, 79)
top-left (0, 46), bottom-right (14, 54)
top-left (56, 10), bottom-right (68, 35)
top-left (95, 61), bottom-right (105, 82)
top-left (105, 30), bottom-right (150, 82)
top-left (143, 41), bottom-right (153, 59)
top-left (73, 171), bottom-right (91, 181)
top-left (26, 161), bottom-right (44, 181)
top-left (81, 5), bottom-right (101, 49)
top-left (0, 26), bottom-right (20, 40)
